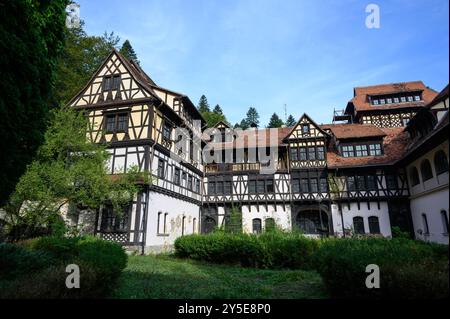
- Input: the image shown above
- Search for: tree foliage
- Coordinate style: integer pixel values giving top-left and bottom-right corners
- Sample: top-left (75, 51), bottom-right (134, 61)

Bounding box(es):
top-left (286, 114), bottom-right (297, 127)
top-left (2, 107), bottom-right (147, 240)
top-left (0, 0), bottom-right (68, 206)
top-left (119, 39), bottom-right (139, 65)
top-left (213, 104), bottom-right (223, 115)
top-left (245, 107), bottom-right (260, 128)
top-left (198, 96), bottom-right (229, 127)
top-left (197, 95), bottom-right (210, 113)
top-left (267, 113), bottom-right (284, 128)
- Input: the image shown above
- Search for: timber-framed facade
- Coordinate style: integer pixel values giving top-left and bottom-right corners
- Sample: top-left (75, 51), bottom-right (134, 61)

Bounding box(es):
top-left (68, 50), bottom-right (449, 250)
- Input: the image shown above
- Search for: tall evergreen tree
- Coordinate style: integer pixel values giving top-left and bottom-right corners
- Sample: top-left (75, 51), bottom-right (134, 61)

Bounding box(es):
top-left (213, 104), bottom-right (223, 115)
top-left (197, 95), bottom-right (210, 113)
top-left (245, 107), bottom-right (260, 127)
top-left (0, 0), bottom-right (68, 206)
top-left (119, 39), bottom-right (140, 65)
top-left (267, 113), bottom-right (284, 128)
top-left (286, 114), bottom-right (297, 127)
top-left (239, 119), bottom-right (250, 130)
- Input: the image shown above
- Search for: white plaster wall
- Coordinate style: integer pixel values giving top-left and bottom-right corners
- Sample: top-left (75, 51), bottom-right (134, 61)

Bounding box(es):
top-left (144, 191), bottom-right (201, 252)
top-left (241, 204), bottom-right (291, 233)
top-left (331, 201), bottom-right (392, 237)
top-left (410, 187), bottom-right (449, 244)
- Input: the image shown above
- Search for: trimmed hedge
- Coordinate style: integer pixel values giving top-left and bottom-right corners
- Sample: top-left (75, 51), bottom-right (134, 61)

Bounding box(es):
top-left (0, 236), bottom-right (127, 298)
top-left (312, 238), bottom-right (449, 298)
top-left (174, 230), bottom-right (319, 269)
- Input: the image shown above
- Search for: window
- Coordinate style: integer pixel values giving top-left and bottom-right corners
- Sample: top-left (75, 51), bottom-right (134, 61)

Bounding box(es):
top-left (102, 75), bottom-right (121, 91)
top-left (317, 147), bottom-right (325, 160)
top-left (387, 98), bottom-right (393, 104)
top-left (414, 95), bottom-right (421, 101)
top-left (105, 113), bottom-right (128, 133)
top-left (422, 213), bottom-right (429, 235)
top-left (393, 97), bottom-right (399, 103)
top-left (353, 217), bottom-right (365, 234)
top-left (187, 175), bottom-right (193, 190)
top-left (302, 124), bottom-right (310, 134)
top-left (369, 144), bottom-right (382, 156)
top-left (373, 99), bottom-right (379, 105)
top-left (367, 175), bottom-right (378, 190)
top-left (195, 179), bottom-right (201, 193)
top-left (407, 96), bottom-right (413, 102)
top-left (441, 210), bottom-right (449, 234)
top-left (163, 122), bottom-right (171, 141)
top-left (310, 179), bottom-right (318, 193)
top-left (308, 147), bottom-right (316, 160)
top-left (434, 150), bottom-right (449, 175)
top-left (265, 218), bottom-right (276, 232)
top-left (174, 168), bottom-right (181, 185)
top-left (252, 218), bottom-right (262, 234)
top-left (157, 159), bottom-right (165, 179)
top-left (347, 176), bottom-right (356, 191)
top-left (400, 96), bottom-right (406, 102)
top-left (409, 167), bottom-right (420, 186)
top-left (257, 180), bottom-right (265, 193)
top-left (355, 145), bottom-right (368, 157)
top-left (420, 159), bottom-right (433, 181)
top-left (356, 176), bottom-right (366, 190)
top-left (181, 216), bottom-right (186, 236)
top-left (100, 204), bottom-right (129, 233)
top-left (290, 148), bottom-right (298, 161)
top-left (299, 148), bottom-right (307, 161)
top-left (301, 179), bottom-right (309, 193)
top-left (319, 178), bottom-right (328, 192)
top-left (380, 99), bottom-right (385, 105)
top-left (368, 216), bottom-right (380, 234)
top-left (266, 179), bottom-right (274, 193)
top-left (216, 181), bottom-right (224, 194)
top-left (292, 179), bottom-right (300, 193)
top-left (248, 180), bottom-right (256, 194)
top-left (386, 175), bottom-right (398, 189)
top-left (157, 212), bottom-right (162, 234)
top-left (224, 181), bottom-right (232, 195)
top-left (342, 145), bottom-right (354, 158)
top-left (193, 218), bottom-right (197, 233)
top-left (208, 181), bottom-right (215, 195)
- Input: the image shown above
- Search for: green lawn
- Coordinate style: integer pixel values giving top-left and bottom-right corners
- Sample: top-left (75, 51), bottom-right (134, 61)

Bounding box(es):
top-left (112, 255), bottom-right (328, 299)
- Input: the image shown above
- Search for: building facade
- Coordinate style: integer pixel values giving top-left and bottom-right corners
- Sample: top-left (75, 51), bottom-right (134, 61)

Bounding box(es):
top-left (69, 50), bottom-right (449, 251)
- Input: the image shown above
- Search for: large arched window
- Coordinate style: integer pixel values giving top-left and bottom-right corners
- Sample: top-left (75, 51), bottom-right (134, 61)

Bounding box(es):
top-left (252, 218), bottom-right (262, 234)
top-left (420, 159), bottom-right (434, 182)
top-left (409, 167), bottom-right (420, 186)
top-left (353, 217), bottom-right (365, 234)
top-left (434, 151), bottom-right (449, 175)
top-left (368, 216), bottom-right (380, 234)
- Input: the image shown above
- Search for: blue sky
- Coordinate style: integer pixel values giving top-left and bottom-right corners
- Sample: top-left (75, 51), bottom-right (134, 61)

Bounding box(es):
top-left (77, 0), bottom-right (449, 126)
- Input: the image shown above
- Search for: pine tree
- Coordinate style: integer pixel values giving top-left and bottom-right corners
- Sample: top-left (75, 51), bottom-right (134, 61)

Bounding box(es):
top-left (239, 119), bottom-right (249, 130)
top-left (120, 39), bottom-right (140, 65)
top-left (286, 114), bottom-right (297, 127)
top-left (245, 107), bottom-right (260, 128)
top-left (213, 104), bottom-right (223, 115)
top-left (267, 113), bottom-right (284, 128)
top-left (197, 95), bottom-right (210, 113)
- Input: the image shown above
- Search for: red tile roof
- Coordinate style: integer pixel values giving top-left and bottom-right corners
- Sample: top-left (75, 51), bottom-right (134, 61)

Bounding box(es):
top-left (320, 123), bottom-right (386, 140)
top-left (348, 81), bottom-right (438, 113)
top-left (326, 127), bottom-right (409, 168)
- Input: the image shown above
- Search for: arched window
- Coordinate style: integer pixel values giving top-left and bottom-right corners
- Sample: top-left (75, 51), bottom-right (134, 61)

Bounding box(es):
top-left (353, 217), bottom-right (365, 234)
top-left (193, 218), bottom-right (197, 233)
top-left (265, 218), bottom-right (276, 232)
top-left (434, 151), bottom-right (449, 175)
top-left (441, 210), bottom-right (449, 234)
top-left (181, 216), bottom-right (186, 236)
top-left (252, 218), bottom-right (262, 234)
top-left (422, 213), bottom-right (429, 235)
top-left (409, 167), bottom-right (420, 186)
top-left (368, 216), bottom-right (380, 234)
top-left (420, 159), bottom-right (433, 182)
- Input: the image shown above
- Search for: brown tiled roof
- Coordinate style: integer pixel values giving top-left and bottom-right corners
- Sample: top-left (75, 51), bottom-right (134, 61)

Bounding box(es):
top-left (206, 127), bottom-right (292, 149)
top-left (428, 84), bottom-right (449, 108)
top-left (327, 128), bottom-right (409, 169)
top-left (320, 123), bottom-right (386, 140)
top-left (348, 81), bottom-right (438, 113)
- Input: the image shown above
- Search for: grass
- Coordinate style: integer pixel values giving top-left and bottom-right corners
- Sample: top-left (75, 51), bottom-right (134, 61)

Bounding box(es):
top-left (112, 254), bottom-right (328, 299)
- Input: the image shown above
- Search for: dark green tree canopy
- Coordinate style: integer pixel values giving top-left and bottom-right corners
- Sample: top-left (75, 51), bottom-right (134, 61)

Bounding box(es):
top-left (267, 113), bottom-right (284, 128)
top-left (213, 104), bottom-right (223, 115)
top-left (286, 114), bottom-right (297, 127)
top-left (0, 0), bottom-right (68, 205)
top-left (197, 95), bottom-right (210, 113)
top-left (245, 107), bottom-right (260, 128)
top-left (119, 39), bottom-right (140, 65)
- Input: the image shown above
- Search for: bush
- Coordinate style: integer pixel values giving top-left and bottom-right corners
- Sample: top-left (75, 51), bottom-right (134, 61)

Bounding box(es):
top-left (0, 236), bottom-right (127, 298)
top-left (312, 238), bottom-right (449, 298)
top-left (174, 230), bottom-right (319, 269)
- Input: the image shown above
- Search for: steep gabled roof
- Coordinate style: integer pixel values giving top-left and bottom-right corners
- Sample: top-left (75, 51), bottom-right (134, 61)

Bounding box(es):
top-left (320, 123), bottom-right (386, 140)
top-left (283, 113), bottom-right (329, 141)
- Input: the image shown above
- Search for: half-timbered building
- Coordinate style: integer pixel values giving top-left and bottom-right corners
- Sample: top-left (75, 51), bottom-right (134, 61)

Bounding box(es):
top-left (68, 50), bottom-right (448, 249)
